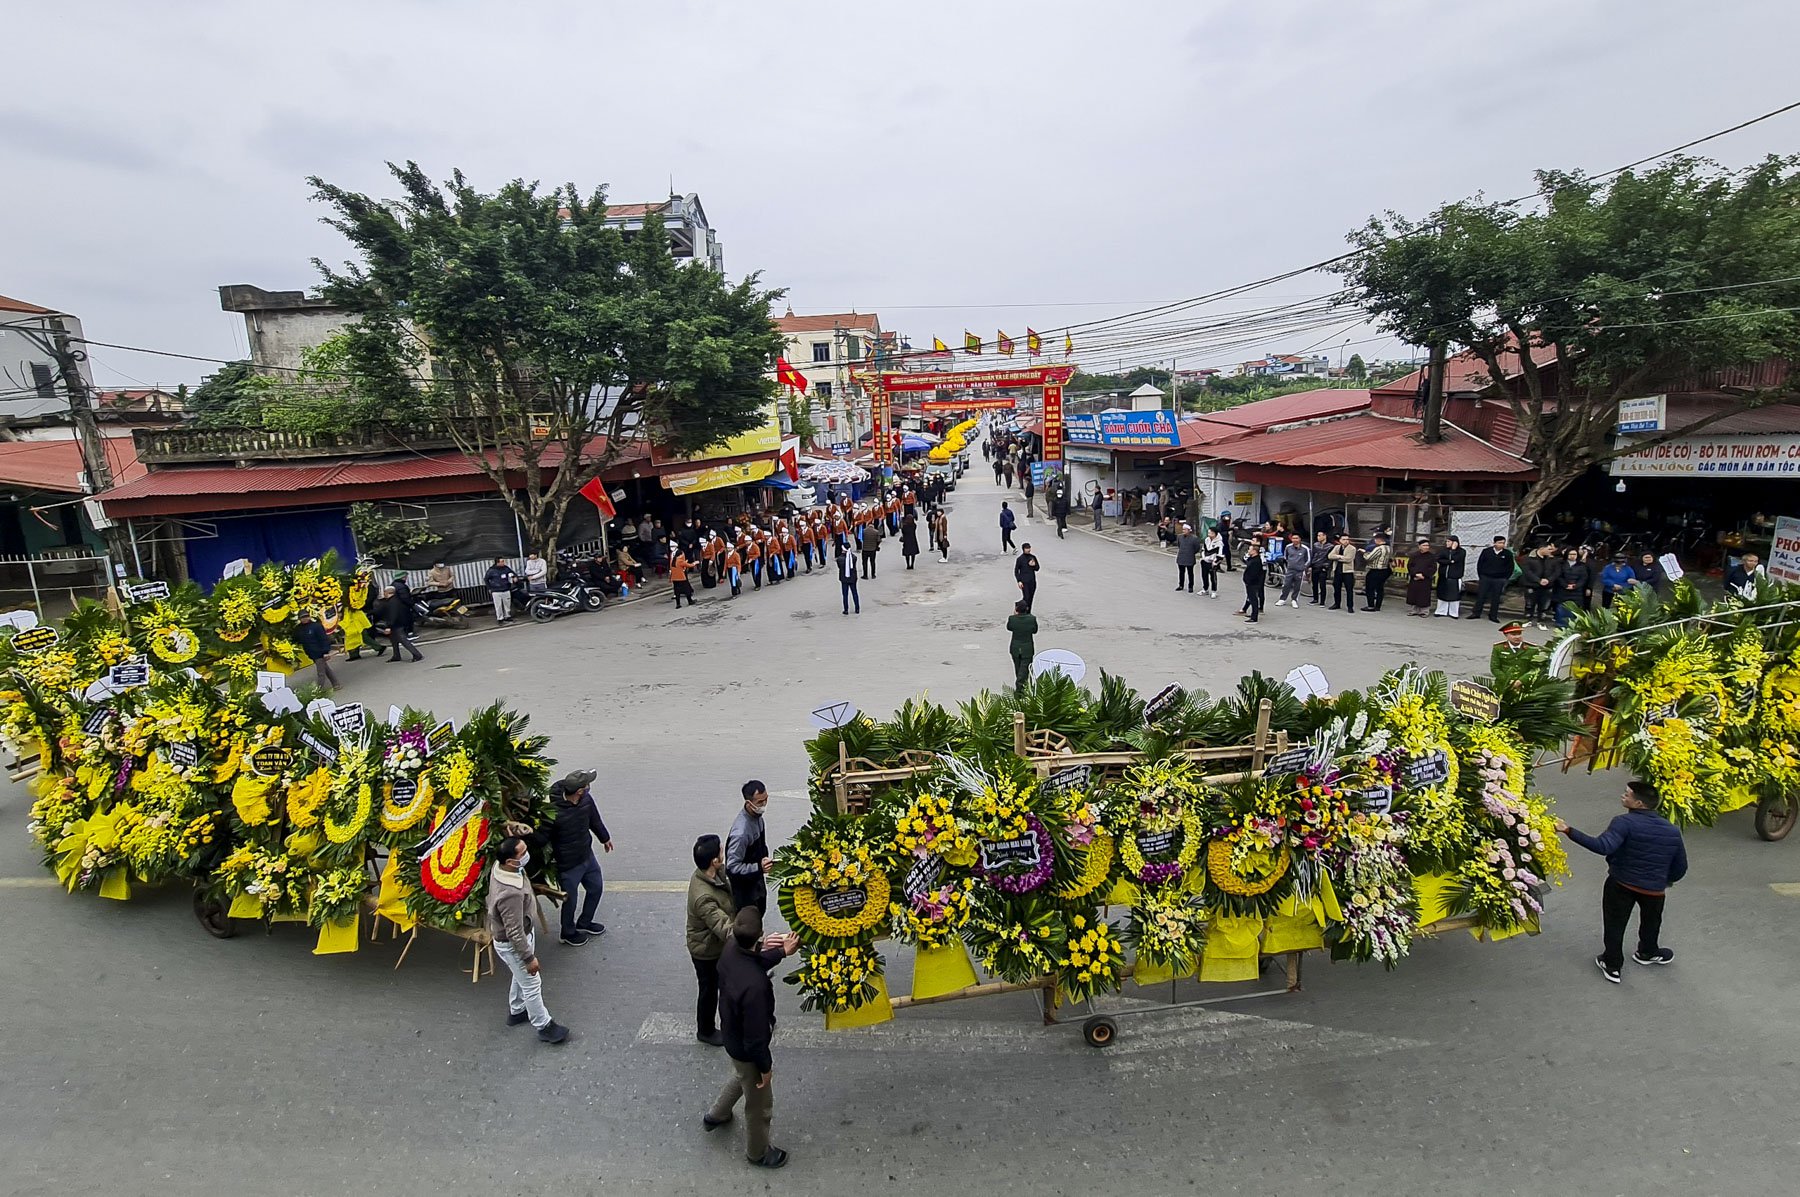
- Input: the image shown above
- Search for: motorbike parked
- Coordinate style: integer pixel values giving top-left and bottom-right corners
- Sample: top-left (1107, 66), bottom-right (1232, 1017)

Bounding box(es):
top-left (527, 552), bottom-right (607, 622)
top-left (413, 589), bottom-right (469, 629)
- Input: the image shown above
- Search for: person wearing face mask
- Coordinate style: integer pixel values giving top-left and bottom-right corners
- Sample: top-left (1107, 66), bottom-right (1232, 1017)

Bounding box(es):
top-left (486, 836), bottom-right (570, 1044)
top-left (725, 781), bottom-right (772, 913)
top-left (686, 834), bottom-right (737, 1047)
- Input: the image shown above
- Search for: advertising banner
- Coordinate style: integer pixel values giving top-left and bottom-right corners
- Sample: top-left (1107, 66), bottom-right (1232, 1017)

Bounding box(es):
top-left (1042, 384), bottom-right (1064, 463)
top-left (1098, 409), bottom-right (1179, 448)
top-left (1610, 432), bottom-right (1800, 477)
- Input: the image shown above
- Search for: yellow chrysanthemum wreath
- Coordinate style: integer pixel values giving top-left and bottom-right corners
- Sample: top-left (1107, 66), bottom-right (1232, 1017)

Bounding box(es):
top-left (1205, 836), bottom-right (1289, 896)
top-left (792, 871), bottom-right (891, 939)
top-left (1117, 810), bottom-right (1203, 884)
top-left (1053, 828), bottom-right (1115, 901)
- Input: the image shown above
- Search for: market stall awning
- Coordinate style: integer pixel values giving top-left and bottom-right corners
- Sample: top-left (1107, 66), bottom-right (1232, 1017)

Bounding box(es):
top-left (1188, 412), bottom-right (1537, 491)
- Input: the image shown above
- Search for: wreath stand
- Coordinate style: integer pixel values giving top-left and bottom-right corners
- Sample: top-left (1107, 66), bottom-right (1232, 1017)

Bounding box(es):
top-left (818, 700), bottom-right (1501, 1046)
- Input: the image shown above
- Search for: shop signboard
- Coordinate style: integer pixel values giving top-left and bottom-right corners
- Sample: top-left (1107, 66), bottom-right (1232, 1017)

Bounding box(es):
top-left (1610, 431), bottom-right (1800, 477)
top-left (1097, 410), bottom-right (1179, 447)
top-left (1065, 414), bottom-right (1102, 446)
top-left (1616, 394), bottom-right (1666, 433)
top-left (1769, 516), bottom-right (1800, 586)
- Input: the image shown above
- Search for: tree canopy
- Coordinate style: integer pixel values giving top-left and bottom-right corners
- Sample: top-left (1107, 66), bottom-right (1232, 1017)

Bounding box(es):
top-left (308, 163), bottom-right (786, 557)
top-left (1335, 154), bottom-right (1800, 531)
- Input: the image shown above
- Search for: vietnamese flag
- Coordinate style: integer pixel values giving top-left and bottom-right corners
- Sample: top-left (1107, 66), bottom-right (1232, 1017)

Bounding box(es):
top-left (579, 476), bottom-right (616, 520)
top-left (775, 356), bottom-right (808, 392)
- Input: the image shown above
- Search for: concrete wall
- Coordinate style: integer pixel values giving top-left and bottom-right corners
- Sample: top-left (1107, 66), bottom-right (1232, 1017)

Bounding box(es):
top-left (239, 308), bottom-right (359, 375)
top-left (0, 314), bottom-right (93, 421)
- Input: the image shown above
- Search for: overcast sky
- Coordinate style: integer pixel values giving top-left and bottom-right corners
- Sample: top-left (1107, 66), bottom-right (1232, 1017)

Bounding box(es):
top-left (6, 0), bottom-right (1799, 388)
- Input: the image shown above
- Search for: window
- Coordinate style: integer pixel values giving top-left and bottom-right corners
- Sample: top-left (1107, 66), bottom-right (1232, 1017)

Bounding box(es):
top-left (816, 381), bottom-right (832, 399)
top-left (811, 342), bottom-right (831, 363)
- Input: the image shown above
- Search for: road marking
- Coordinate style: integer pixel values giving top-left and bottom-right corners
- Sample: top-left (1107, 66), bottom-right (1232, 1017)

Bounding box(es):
top-left (606, 880), bottom-right (689, 893)
top-left (635, 1005), bottom-right (1426, 1075)
top-left (0, 876), bottom-right (58, 888)
top-left (1770, 882), bottom-right (1800, 898)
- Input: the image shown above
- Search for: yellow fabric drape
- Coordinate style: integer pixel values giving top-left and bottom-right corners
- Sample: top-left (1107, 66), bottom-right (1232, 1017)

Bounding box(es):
top-left (312, 914), bottom-right (360, 954)
top-left (910, 941), bottom-right (977, 1000)
top-left (227, 893), bottom-right (264, 919)
top-left (341, 609), bottom-right (372, 654)
top-left (375, 852), bottom-right (416, 932)
top-left (97, 867), bottom-right (130, 901)
top-left (1262, 894), bottom-right (1324, 954)
top-left (825, 973), bottom-right (894, 1030)
top-left (1198, 913), bottom-right (1262, 982)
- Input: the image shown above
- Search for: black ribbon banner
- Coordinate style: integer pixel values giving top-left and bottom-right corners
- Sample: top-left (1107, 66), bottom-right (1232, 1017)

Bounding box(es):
top-left (81, 706), bottom-right (113, 735)
top-left (1264, 746), bottom-right (1313, 777)
top-left (1402, 750), bottom-right (1450, 788)
top-left (251, 746), bottom-right (294, 776)
top-left (818, 888), bottom-right (869, 917)
top-left (1041, 764), bottom-right (1092, 798)
top-left (903, 855), bottom-right (944, 903)
top-left (979, 834), bottom-right (1042, 871)
top-left (425, 720), bottom-right (455, 756)
top-left (166, 742), bottom-right (199, 770)
top-left (415, 794), bottom-right (482, 857)
top-left (298, 730), bottom-right (338, 764)
top-left (1135, 828), bottom-right (1178, 857)
top-left (1144, 684), bottom-right (1185, 723)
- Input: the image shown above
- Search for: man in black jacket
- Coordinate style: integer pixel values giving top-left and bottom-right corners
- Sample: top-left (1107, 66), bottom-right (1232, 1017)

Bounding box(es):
top-left (1015, 543), bottom-right (1040, 611)
top-left (1556, 779), bottom-right (1687, 983)
top-left (542, 769), bottom-right (613, 946)
top-left (1472, 535), bottom-right (1515, 622)
top-left (375, 586), bottom-right (423, 663)
top-left (295, 611), bottom-right (341, 691)
top-left (703, 908), bottom-right (799, 1168)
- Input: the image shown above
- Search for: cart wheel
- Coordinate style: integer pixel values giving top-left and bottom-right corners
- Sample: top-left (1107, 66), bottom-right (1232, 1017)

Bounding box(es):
top-left (1082, 1015), bottom-right (1118, 1049)
top-left (193, 890), bottom-right (236, 939)
top-left (1755, 793), bottom-right (1797, 842)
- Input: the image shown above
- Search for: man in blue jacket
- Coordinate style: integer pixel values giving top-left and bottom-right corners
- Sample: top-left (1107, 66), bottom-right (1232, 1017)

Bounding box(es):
top-left (1555, 779), bottom-right (1687, 983)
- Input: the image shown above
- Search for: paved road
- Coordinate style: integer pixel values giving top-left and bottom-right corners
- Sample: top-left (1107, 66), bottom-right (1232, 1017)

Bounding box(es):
top-left (3, 470), bottom-right (1797, 1196)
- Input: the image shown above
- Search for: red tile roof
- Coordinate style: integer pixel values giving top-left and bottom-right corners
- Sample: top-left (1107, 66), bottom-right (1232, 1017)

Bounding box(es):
top-left (1373, 345), bottom-right (1560, 399)
top-left (775, 311), bottom-right (881, 335)
top-left (0, 293), bottom-right (56, 315)
top-left (0, 436), bottom-right (145, 493)
top-left (1192, 412), bottom-right (1536, 478)
top-left (1193, 388), bottom-right (1371, 430)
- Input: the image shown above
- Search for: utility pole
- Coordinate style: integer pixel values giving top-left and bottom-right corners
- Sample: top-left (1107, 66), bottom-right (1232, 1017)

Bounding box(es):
top-left (1422, 342), bottom-right (1447, 444)
top-left (9, 316), bottom-right (131, 579)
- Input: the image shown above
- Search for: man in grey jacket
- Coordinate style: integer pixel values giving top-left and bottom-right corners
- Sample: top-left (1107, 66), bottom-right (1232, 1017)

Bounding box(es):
top-left (1278, 533), bottom-right (1310, 608)
top-left (1174, 523), bottom-right (1199, 592)
top-left (485, 836), bottom-right (570, 1044)
top-left (725, 780), bottom-right (771, 913)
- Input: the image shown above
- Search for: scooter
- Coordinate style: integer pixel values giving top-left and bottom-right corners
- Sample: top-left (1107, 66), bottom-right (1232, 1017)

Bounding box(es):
top-left (412, 589), bottom-right (469, 629)
top-left (528, 553), bottom-right (607, 622)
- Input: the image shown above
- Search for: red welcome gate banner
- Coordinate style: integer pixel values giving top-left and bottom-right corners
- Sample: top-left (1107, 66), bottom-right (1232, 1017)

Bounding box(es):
top-left (920, 397), bottom-right (1018, 411)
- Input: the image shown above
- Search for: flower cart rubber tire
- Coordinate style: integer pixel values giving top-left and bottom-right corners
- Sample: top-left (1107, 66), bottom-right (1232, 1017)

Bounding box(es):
top-left (1082, 1015), bottom-right (1118, 1049)
top-left (529, 600), bottom-right (558, 624)
top-left (193, 891), bottom-right (236, 939)
top-left (1754, 794), bottom-right (1797, 842)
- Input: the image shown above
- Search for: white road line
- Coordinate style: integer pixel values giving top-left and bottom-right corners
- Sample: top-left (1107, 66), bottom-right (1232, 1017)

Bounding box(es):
top-left (1770, 882), bottom-right (1800, 898)
top-left (634, 1005), bottom-right (1428, 1071)
top-left (0, 876), bottom-right (59, 888)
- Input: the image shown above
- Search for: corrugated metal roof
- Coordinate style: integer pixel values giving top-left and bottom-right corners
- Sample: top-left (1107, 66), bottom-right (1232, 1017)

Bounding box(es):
top-left (0, 436), bottom-right (145, 493)
top-left (1193, 413), bottom-right (1536, 477)
top-left (0, 293), bottom-right (57, 314)
top-left (98, 452), bottom-right (480, 503)
top-left (1663, 396), bottom-right (1800, 436)
top-left (1195, 388), bottom-right (1370, 429)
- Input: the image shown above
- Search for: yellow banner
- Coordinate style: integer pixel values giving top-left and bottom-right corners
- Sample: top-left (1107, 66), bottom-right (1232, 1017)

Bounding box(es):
top-left (664, 459), bottom-right (777, 496)
top-left (672, 402), bottom-right (782, 465)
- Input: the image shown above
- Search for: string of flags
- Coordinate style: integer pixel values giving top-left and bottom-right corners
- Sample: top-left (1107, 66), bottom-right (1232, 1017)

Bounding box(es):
top-left (954, 329), bottom-right (1073, 358)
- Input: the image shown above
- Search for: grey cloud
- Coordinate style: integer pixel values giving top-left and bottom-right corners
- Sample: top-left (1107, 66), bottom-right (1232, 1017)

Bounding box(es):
top-left (0, 108), bottom-right (161, 173)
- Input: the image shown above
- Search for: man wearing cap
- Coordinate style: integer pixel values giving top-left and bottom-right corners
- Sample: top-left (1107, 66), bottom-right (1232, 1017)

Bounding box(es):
top-left (1490, 621), bottom-right (1540, 682)
top-left (543, 769), bottom-right (613, 946)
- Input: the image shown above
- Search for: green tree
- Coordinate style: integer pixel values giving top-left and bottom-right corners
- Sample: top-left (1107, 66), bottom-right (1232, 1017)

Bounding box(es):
top-left (1335, 156), bottom-right (1800, 535)
top-left (348, 502), bottom-right (442, 567)
top-left (309, 163), bottom-right (786, 559)
top-left (189, 360), bottom-right (259, 427)
top-left (784, 394), bottom-right (820, 446)
top-left (1346, 353), bottom-right (1366, 381)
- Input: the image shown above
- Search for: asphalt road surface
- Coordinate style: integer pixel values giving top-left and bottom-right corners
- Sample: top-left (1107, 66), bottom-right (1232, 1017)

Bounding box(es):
top-left (4, 471), bottom-right (1796, 1196)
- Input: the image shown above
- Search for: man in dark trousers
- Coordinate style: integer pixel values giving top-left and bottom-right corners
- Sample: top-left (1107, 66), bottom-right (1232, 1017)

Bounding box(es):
top-left (375, 585), bottom-right (424, 662)
top-left (1472, 534), bottom-right (1515, 622)
top-left (1014, 542), bottom-right (1040, 611)
top-left (724, 780), bottom-right (770, 913)
top-left (544, 769), bottom-right (612, 946)
top-left (1175, 522), bottom-right (1199, 592)
top-left (703, 908), bottom-right (799, 1168)
top-left (1241, 551), bottom-right (1265, 622)
top-left (1556, 779), bottom-right (1687, 983)
top-left (686, 834), bottom-right (735, 1047)
top-left (1217, 512), bottom-right (1235, 571)
top-left (999, 502), bottom-right (1017, 552)
top-left (1006, 600), bottom-right (1037, 694)
top-left (295, 611), bottom-right (341, 691)
top-left (835, 543), bottom-right (860, 615)
top-left (860, 519), bottom-right (884, 579)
